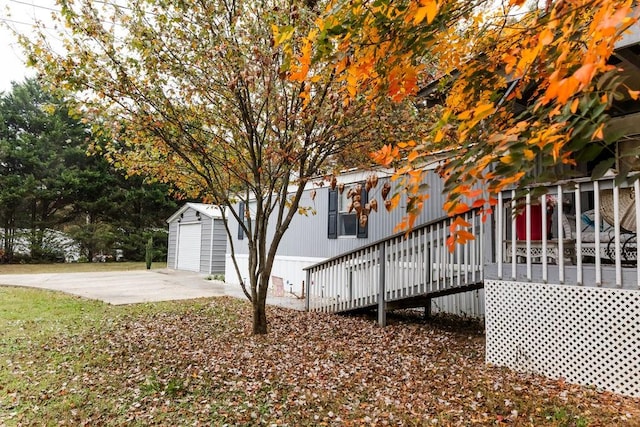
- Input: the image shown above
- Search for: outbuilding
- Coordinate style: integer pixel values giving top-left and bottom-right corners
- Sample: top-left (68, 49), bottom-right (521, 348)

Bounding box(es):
top-left (166, 203), bottom-right (227, 275)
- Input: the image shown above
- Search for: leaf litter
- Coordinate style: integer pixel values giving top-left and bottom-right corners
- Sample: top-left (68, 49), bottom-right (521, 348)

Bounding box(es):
top-left (2, 297), bottom-right (639, 426)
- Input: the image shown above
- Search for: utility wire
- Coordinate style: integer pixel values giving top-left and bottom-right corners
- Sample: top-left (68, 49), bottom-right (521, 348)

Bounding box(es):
top-left (8, 0), bottom-right (159, 17)
top-left (8, 0), bottom-right (59, 13)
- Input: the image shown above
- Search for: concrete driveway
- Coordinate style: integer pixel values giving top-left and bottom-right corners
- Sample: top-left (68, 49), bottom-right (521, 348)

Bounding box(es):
top-left (0, 269), bottom-right (305, 310)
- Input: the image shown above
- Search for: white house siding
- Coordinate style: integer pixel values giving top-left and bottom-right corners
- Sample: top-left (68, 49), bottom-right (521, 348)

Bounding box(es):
top-left (227, 171), bottom-right (449, 259)
top-left (431, 289), bottom-right (485, 318)
top-left (225, 254), bottom-right (325, 295)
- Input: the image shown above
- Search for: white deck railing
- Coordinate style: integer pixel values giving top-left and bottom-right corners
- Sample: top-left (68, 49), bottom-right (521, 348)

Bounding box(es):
top-left (495, 174), bottom-right (640, 289)
top-left (305, 210), bottom-right (485, 322)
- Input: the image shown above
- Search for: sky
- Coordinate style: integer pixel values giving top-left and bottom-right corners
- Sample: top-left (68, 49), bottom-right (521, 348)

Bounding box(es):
top-left (0, 0), bottom-right (59, 93)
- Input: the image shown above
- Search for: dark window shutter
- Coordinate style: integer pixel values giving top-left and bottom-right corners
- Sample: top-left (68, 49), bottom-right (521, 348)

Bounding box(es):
top-left (328, 189), bottom-right (338, 239)
top-left (357, 186), bottom-right (368, 238)
top-left (237, 201), bottom-right (245, 240)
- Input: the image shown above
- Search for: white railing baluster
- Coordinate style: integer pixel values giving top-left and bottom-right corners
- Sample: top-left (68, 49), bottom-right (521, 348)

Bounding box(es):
top-left (497, 192), bottom-right (503, 279)
top-left (457, 224), bottom-right (462, 288)
top-left (613, 184), bottom-right (622, 287)
top-left (635, 180), bottom-right (640, 290)
top-left (438, 222), bottom-right (443, 290)
top-left (526, 192), bottom-right (532, 281)
top-left (595, 181), bottom-right (602, 286)
top-left (557, 185), bottom-right (565, 285)
top-left (511, 191), bottom-right (517, 280)
top-left (479, 208), bottom-right (484, 280)
top-left (575, 183), bottom-right (582, 285)
top-left (465, 211), bottom-right (470, 285)
top-left (542, 193), bottom-right (548, 283)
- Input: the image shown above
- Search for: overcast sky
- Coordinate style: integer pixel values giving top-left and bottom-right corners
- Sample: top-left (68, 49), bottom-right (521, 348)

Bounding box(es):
top-left (0, 0), bottom-right (60, 93)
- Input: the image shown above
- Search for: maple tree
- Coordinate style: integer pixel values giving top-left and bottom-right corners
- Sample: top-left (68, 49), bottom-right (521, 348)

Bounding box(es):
top-left (18, 0), bottom-right (425, 333)
top-left (287, 0), bottom-right (639, 245)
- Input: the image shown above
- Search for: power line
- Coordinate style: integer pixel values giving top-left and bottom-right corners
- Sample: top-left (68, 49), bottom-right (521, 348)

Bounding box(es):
top-left (8, 0), bottom-right (60, 13)
top-left (7, 0), bottom-right (159, 17)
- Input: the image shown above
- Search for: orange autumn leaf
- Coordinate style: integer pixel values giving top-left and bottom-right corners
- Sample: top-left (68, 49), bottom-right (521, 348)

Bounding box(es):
top-left (570, 98), bottom-right (580, 113)
top-left (573, 63), bottom-right (597, 87)
top-left (472, 198), bottom-right (485, 208)
top-left (371, 144), bottom-right (400, 166)
top-left (456, 229), bottom-right (475, 243)
top-left (538, 28), bottom-right (554, 46)
top-left (465, 188), bottom-right (483, 198)
top-left (445, 201), bottom-right (470, 215)
top-left (413, 0), bottom-right (440, 25)
top-left (450, 216), bottom-right (471, 230)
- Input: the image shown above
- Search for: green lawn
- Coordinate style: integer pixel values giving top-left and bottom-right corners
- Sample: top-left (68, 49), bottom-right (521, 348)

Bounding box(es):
top-left (0, 287), bottom-right (638, 426)
top-left (0, 261), bottom-right (166, 275)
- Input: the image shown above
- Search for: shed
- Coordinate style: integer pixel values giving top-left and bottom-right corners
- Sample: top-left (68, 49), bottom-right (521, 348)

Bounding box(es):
top-left (166, 203), bottom-right (227, 274)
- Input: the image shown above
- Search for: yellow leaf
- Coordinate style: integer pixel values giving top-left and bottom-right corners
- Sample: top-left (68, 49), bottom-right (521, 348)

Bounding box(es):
top-left (539, 28), bottom-right (554, 46)
top-left (524, 149), bottom-right (535, 160)
top-left (272, 25), bottom-right (294, 47)
top-left (570, 98), bottom-right (579, 114)
top-left (414, 1), bottom-right (439, 25)
top-left (473, 102), bottom-right (495, 121)
top-left (407, 150), bottom-right (420, 162)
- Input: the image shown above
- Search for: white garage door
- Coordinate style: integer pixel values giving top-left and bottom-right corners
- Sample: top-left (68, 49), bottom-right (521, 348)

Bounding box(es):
top-left (177, 223), bottom-right (202, 272)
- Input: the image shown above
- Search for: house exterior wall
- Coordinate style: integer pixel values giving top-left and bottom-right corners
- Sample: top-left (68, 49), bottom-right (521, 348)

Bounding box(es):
top-left (224, 170), bottom-right (479, 304)
top-left (227, 171), bottom-right (449, 259)
top-left (432, 289), bottom-right (485, 318)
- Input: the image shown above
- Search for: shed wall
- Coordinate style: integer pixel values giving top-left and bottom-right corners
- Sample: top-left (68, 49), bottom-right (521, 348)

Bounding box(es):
top-left (167, 222), bottom-right (178, 268)
top-left (167, 206), bottom-right (227, 274)
top-left (210, 218), bottom-right (227, 275)
top-left (199, 216), bottom-right (213, 274)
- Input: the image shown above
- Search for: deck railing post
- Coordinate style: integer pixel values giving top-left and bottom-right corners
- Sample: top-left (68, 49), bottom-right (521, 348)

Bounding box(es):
top-left (305, 269), bottom-right (311, 312)
top-left (378, 242), bottom-right (386, 327)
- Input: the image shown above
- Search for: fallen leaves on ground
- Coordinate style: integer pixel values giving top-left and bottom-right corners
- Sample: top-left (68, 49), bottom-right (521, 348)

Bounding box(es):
top-left (1, 296), bottom-right (639, 426)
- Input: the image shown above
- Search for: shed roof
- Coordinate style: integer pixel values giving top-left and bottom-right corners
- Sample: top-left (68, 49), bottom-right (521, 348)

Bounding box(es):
top-left (166, 203), bottom-right (224, 223)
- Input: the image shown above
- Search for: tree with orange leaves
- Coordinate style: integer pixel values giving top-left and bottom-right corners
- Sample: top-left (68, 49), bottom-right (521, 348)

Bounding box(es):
top-left (17, 0), bottom-right (427, 334)
top-left (285, 0), bottom-right (639, 246)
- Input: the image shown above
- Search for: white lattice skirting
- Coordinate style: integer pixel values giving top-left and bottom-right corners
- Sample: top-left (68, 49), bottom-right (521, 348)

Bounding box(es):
top-left (485, 280), bottom-right (640, 397)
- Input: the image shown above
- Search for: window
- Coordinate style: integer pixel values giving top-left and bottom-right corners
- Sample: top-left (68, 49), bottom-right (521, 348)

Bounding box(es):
top-left (338, 185), bottom-right (358, 236)
top-left (328, 183), bottom-right (368, 239)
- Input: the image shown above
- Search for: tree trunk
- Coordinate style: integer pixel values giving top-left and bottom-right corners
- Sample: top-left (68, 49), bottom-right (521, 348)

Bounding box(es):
top-left (252, 296), bottom-right (268, 335)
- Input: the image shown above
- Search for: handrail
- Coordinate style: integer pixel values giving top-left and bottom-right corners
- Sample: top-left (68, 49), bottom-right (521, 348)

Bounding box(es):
top-left (304, 207), bottom-right (483, 271)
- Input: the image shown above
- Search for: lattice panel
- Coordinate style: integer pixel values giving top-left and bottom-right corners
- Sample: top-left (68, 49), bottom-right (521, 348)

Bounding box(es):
top-left (486, 280), bottom-right (640, 397)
